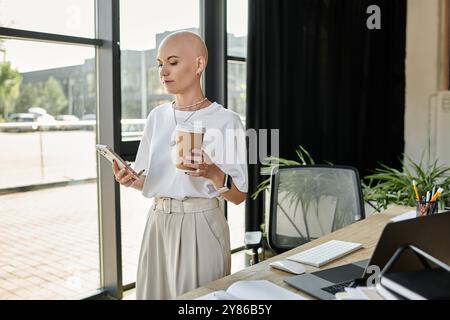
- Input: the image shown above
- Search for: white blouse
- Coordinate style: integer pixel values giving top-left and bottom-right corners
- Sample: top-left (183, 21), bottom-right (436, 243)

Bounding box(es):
top-left (134, 101), bottom-right (248, 200)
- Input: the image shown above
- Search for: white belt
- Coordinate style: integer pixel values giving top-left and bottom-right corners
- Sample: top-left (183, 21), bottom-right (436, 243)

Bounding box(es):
top-left (153, 197), bottom-right (220, 214)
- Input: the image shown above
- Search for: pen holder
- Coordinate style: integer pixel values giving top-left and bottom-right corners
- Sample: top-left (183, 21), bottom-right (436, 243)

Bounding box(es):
top-left (416, 201), bottom-right (424, 217)
top-left (416, 200), bottom-right (439, 217)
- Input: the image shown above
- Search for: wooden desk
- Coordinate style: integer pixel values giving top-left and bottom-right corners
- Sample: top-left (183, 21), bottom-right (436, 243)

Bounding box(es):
top-left (177, 205), bottom-right (412, 300)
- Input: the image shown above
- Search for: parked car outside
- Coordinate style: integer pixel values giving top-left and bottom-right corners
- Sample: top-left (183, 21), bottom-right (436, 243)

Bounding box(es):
top-left (2, 113), bottom-right (38, 132)
top-left (28, 107), bottom-right (48, 117)
top-left (81, 113), bottom-right (96, 121)
top-left (35, 113), bottom-right (57, 131)
top-left (55, 115), bottom-right (82, 130)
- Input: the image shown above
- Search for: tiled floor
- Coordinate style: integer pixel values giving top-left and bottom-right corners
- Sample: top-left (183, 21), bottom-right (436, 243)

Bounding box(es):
top-left (0, 184), bottom-right (100, 300)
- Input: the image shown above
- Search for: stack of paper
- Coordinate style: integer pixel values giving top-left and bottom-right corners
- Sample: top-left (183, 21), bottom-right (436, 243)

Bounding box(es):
top-left (390, 210), bottom-right (416, 222)
top-left (196, 280), bottom-right (307, 300)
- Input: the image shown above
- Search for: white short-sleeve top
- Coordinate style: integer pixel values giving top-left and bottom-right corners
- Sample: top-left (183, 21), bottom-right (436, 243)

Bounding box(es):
top-left (133, 101), bottom-right (248, 200)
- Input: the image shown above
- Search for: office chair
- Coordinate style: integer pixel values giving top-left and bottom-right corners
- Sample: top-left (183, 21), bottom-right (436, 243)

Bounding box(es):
top-left (245, 165), bottom-right (365, 260)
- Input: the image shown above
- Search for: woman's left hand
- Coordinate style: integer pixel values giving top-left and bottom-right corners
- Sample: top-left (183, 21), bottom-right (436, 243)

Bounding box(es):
top-left (182, 149), bottom-right (225, 188)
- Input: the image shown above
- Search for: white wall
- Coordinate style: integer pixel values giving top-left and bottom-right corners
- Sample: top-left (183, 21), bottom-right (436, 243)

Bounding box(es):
top-left (405, 0), bottom-right (449, 165)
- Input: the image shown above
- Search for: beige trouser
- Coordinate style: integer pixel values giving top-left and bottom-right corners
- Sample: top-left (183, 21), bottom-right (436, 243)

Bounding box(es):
top-left (135, 197), bottom-right (231, 300)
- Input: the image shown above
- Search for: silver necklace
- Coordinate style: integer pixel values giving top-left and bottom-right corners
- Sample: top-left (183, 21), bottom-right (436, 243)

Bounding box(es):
top-left (170, 102), bottom-right (200, 146)
top-left (172, 102), bottom-right (198, 126)
top-left (172, 97), bottom-right (207, 110)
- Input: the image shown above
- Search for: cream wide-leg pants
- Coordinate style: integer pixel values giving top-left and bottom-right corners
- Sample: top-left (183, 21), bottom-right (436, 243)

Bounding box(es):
top-left (135, 197), bottom-right (231, 300)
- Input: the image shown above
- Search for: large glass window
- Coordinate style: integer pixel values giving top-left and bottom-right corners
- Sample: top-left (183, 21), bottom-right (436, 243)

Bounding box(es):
top-left (227, 0), bottom-right (248, 59)
top-left (227, 61), bottom-right (247, 119)
top-left (0, 39), bottom-right (99, 299)
top-left (227, 0), bottom-right (248, 251)
top-left (119, 0), bottom-right (200, 286)
top-left (0, 0), bottom-right (95, 38)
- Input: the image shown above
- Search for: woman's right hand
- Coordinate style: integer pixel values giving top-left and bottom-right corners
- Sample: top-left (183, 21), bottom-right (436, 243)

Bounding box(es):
top-left (112, 160), bottom-right (145, 190)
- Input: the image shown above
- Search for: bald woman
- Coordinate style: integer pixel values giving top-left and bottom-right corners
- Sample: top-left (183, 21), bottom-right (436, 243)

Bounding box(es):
top-left (112, 31), bottom-right (248, 299)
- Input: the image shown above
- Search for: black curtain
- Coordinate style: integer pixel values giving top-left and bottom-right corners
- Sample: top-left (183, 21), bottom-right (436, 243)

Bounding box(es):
top-left (245, 0), bottom-right (407, 231)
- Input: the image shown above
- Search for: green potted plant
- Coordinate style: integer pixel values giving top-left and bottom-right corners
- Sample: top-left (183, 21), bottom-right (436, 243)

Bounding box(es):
top-left (362, 154), bottom-right (450, 212)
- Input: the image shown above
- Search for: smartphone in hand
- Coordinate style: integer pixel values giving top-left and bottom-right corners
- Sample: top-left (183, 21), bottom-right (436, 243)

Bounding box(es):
top-left (96, 144), bottom-right (142, 179)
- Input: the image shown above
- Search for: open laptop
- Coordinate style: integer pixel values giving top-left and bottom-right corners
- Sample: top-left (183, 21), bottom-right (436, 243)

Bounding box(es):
top-left (284, 211), bottom-right (450, 300)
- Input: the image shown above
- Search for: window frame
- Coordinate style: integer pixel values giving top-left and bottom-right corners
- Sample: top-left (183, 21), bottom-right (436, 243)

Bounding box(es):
top-left (0, 0), bottom-right (121, 300)
top-left (225, 1), bottom-right (247, 253)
